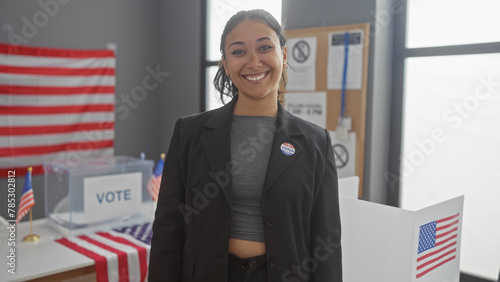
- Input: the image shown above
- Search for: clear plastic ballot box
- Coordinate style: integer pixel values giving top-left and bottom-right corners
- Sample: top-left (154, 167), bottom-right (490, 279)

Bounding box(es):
top-left (44, 155), bottom-right (155, 236)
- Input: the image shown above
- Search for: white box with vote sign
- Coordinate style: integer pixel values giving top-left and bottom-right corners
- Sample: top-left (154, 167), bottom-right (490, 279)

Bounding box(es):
top-left (43, 155), bottom-right (154, 235)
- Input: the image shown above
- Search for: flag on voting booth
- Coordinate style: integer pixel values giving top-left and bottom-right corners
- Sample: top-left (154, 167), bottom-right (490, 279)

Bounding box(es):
top-left (0, 43), bottom-right (115, 177)
top-left (416, 213), bottom-right (459, 279)
top-left (410, 196), bottom-right (464, 282)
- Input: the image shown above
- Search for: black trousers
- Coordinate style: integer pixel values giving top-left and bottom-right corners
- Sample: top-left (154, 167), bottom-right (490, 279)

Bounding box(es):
top-left (227, 253), bottom-right (267, 282)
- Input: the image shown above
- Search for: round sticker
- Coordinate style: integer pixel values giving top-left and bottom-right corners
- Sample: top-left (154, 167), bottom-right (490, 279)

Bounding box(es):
top-left (281, 143), bottom-right (295, 156)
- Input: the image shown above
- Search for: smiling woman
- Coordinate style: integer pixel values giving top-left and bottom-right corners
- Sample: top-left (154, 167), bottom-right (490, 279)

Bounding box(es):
top-left (149, 9), bottom-right (342, 282)
top-left (205, 1), bottom-right (282, 110)
top-left (220, 17), bottom-right (287, 116)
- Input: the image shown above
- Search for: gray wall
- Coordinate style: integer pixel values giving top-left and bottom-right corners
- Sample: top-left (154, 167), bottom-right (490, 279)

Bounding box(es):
top-left (0, 0), bottom-right (395, 222)
top-left (160, 0), bottom-right (202, 149)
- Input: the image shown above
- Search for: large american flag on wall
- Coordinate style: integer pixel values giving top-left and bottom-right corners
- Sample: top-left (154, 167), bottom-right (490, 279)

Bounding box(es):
top-left (0, 43), bottom-right (115, 177)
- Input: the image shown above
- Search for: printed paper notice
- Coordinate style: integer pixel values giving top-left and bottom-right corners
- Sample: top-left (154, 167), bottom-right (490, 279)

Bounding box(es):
top-left (84, 172), bottom-right (142, 223)
top-left (286, 37), bottom-right (317, 91)
top-left (329, 131), bottom-right (356, 178)
top-left (327, 30), bottom-right (364, 90)
top-left (284, 92), bottom-right (326, 128)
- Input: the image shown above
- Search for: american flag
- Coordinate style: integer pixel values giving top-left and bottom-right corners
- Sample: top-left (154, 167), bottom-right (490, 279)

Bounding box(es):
top-left (114, 222), bottom-right (153, 245)
top-left (147, 153), bottom-right (165, 201)
top-left (416, 213), bottom-right (460, 278)
top-left (56, 230), bottom-right (150, 282)
top-left (16, 167), bottom-right (35, 224)
top-left (0, 43), bottom-right (115, 177)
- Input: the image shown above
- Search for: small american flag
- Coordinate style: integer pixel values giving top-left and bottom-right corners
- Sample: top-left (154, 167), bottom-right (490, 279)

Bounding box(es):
top-left (16, 167), bottom-right (35, 224)
top-left (416, 213), bottom-right (459, 278)
top-left (147, 153), bottom-right (164, 201)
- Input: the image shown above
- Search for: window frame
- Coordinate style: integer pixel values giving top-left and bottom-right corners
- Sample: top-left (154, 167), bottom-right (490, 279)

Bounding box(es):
top-left (387, 0), bottom-right (500, 207)
top-left (200, 0), bottom-right (216, 113)
top-left (389, 4), bottom-right (500, 280)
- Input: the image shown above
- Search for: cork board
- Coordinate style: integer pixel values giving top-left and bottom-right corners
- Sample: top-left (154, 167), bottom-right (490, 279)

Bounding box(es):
top-left (283, 23), bottom-right (370, 197)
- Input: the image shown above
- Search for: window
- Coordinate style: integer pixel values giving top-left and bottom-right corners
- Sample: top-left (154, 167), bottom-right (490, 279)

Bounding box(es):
top-left (406, 0), bottom-right (500, 48)
top-left (394, 0), bottom-right (500, 280)
top-left (202, 0), bottom-right (282, 111)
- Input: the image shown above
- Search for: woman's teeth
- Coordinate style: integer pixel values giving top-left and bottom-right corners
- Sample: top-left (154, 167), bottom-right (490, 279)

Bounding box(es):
top-left (245, 72), bottom-right (266, 81)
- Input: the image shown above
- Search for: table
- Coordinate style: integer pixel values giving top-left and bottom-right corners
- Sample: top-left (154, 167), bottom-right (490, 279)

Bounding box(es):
top-left (0, 219), bottom-right (95, 282)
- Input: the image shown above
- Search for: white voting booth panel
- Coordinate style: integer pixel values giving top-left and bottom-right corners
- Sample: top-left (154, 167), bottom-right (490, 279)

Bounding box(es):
top-left (338, 176), bottom-right (359, 199)
top-left (338, 177), bottom-right (464, 282)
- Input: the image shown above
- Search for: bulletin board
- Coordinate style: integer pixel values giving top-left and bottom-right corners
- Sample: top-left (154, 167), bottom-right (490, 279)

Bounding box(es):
top-left (283, 23), bottom-right (370, 197)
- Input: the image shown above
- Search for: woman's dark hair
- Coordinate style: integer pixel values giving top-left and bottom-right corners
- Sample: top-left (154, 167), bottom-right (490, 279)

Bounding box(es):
top-left (213, 9), bottom-right (287, 104)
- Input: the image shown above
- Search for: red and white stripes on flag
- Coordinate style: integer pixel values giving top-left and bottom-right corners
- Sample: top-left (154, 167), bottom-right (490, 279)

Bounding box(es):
top-left (416, 213), bottom-right (459, 279)
top-left (147, 174), bottom-right (161, 202)
top-left (16, 168), bottom-right (35, 224)
top-left (147, 154), bottom-right (164, 201)
top-left (0, 43), bottom-right (115, 177)
top-left (56, 231), bottom-right (150, 282)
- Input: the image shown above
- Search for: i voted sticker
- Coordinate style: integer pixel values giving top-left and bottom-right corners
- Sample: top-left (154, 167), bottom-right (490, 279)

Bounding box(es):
top-left (281, 143), bottom-right (295, 156)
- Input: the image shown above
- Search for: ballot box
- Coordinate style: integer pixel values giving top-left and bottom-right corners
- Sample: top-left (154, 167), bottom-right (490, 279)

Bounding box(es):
top-left (43, 155), bottom-right (154, 236)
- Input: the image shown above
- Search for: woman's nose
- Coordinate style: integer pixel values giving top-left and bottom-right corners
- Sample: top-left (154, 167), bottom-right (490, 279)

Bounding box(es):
top-left (246, 51), bottom-right (262, 69)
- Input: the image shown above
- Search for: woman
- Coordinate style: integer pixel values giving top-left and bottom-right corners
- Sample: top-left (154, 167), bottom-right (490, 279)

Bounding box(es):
top-left (149, 9), bottom-right (342, 282)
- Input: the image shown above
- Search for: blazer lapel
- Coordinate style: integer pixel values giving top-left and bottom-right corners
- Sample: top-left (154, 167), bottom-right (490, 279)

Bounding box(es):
top-left (263, 103), bottom-right (303, 194)
top-left (200, 99), bottom-right (304, 201)
top-left (200, 99), bottom-right (236, 206)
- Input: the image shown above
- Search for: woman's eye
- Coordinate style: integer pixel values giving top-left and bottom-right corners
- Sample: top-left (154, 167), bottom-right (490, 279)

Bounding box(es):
top-left (231, 49), bottom-right (244, 55)
top-left (260, 45), bottom-right (273, 51)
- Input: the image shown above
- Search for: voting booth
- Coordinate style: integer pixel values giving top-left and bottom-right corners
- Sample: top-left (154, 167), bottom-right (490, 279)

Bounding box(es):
top-left (338, 177), bottom-right (464, 282)
top-left (43, 156), bottom-right (154, 236)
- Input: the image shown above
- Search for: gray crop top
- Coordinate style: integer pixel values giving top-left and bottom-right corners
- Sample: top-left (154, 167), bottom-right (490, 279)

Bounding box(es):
top-left (230, 115), bottom-right (277, 242)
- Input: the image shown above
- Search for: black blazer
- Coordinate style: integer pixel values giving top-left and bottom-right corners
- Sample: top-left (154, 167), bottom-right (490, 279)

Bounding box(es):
top-left (149, 97), bottom-right (342, 282)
